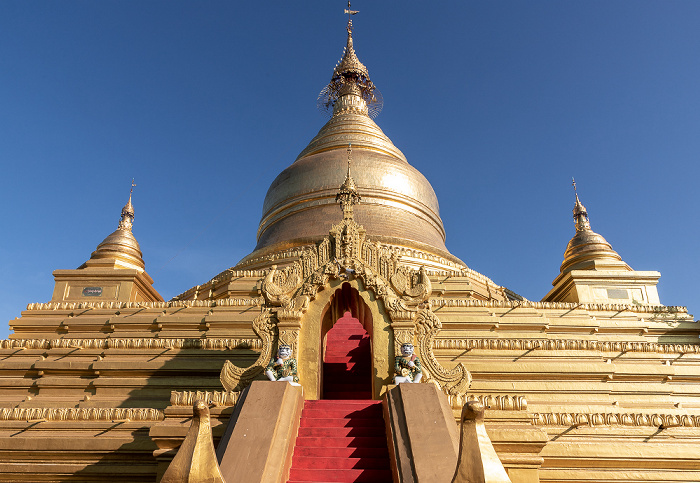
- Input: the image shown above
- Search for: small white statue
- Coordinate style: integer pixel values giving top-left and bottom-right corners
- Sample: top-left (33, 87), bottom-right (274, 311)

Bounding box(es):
top-left (394, 343), bottom-right (422, 384)
top-left (265, 345), bottom-right (300, 386)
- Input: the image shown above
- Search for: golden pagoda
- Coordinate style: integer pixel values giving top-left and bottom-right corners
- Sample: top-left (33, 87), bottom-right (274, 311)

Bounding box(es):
top-left (0, 10), bottom-right (698, 483)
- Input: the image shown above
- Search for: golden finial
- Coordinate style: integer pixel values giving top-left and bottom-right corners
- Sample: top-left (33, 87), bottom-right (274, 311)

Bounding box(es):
top-left (119, 179), bottom-right (136, 231)
top-left (316, 2), bottom-right (383, 119)
top-left (336, 143), bottom-right (361, 219)
top-left (559, 179), bottom-right (625, 275)
top-left (345, 1), bottom-right (359, 32)
top-left (571, 178), bottom-right (590, 232)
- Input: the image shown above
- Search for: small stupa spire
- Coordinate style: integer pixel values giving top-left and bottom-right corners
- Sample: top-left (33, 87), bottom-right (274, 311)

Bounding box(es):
top-left (572, 177), bottom-right (590, 232)
top-left (118, 179), bottom-right (136, 231)
top-left (84, 179), bottom-right (146, 272)
top-left (336, 144), bottom-right (361, 219)
top-left (316, 3), bottom-right (383, 119)
top-left (334, 2), bottom-right (367, 80)
top-left (558, 178), bottom-right (625, 274)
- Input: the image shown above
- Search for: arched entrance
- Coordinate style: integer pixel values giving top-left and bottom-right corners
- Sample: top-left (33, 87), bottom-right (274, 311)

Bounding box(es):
top-left (296, 277), bottom-right (393, 400)
top-left (321, 283), bottom-right (373, 399)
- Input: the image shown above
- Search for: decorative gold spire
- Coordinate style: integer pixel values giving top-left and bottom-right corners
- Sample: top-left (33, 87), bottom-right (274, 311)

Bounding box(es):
top-left (316, 6), bottom-right (382, 120)
top-left (85, 181), bottom-right (146, 272)
top-left (572, 178), bottom-right (591, 232)
top-left (336, 144), bottom-right (361, 219)
top-left (118, 179), bottom-right (136, 231)
top-left (333, 16), bottom-right (369, 81)
top-left (560, 180), bottom-right (627, 274)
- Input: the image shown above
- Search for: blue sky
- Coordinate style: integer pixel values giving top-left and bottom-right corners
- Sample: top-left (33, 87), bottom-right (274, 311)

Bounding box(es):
top-left (1, 1), bottom-right (698, 338)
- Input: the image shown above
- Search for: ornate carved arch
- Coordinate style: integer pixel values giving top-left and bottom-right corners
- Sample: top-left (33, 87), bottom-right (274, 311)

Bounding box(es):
top-left (414, 307), bottom-right (472, 401)
top-left (220, 308), bottom-right (277, 392)
top-left (221, 215), bottom-right (470, 402)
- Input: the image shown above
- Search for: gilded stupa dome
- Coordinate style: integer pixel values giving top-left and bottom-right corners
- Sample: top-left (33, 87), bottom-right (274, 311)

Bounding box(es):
top-left (254, 21), bottom-right (455, 263)
top-left (84, 191), bottom-right (146, 272)
top-left (559, 191), bottom-right (629, 274)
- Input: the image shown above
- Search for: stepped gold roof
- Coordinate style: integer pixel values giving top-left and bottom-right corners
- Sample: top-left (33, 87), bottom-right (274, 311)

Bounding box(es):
top-left (254, 22), bottom-right (454, 262)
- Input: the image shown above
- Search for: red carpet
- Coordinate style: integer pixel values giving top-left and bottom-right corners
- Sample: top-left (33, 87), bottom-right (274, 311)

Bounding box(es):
top-left (287, 313), bottom-right (392, 482)
top-left (323, 312), bottom-right (372, 399)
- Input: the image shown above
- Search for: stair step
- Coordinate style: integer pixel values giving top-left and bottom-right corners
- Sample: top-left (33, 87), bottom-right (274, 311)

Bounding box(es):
top-left (322, 383), bottom-right (372, 392)
top-left (325, 345), bottom-right (368, 353)
top-left (292, 446), bottom-right (390, 458)
top-left (300, 409), bottom-right (381, 420)
top-left (291, 456), bottom-right (390, 470)
top-left (324, 357), bottom-right (369, 363)
top-left (322, 383), bottom-right (371, 388)
top-left (323, 391), bottom-right (374, 400)
top-left (288, 468), bottom-right (393, 483)
top-left (325, 341), bottom-right (368, 347)
top-left (302, 407), bottom-right (381, 419)
top-left (323, 362), bottom-right (371, 371)
top-left (290, 314), bottom-right (390, 482)
top-left (304, 399), bottom-right (380, 407)
top-left (298, 426), bottom-right (386, 438)
top-left (322, 389), bottom-right (373, 398)
top-left (323, 375), bottom-right (371, 383)
top-left (300, 417), bottom-right (385, 428)
top-left (293, 436), bottom-right (388, 448)
top-left (326, 328), bottom-right (368, 334)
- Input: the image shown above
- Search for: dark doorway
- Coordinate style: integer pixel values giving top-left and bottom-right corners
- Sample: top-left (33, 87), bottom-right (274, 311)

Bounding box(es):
top-left (322, 285), bottom-right (372, 399)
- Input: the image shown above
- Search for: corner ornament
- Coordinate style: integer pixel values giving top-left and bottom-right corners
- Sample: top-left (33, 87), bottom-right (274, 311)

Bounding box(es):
top-left (415, 307), bottom-right (472, 398)
top-left (452, 401), bottom-right (512, 483)
top-left (260, 263), bottom-right (302, 306)
top-left (161, 400), bottom-right (226, 483)
top-left (220, 309), bottom-right (277, 392)
top-left (391, 265), bottom-right (432, 304)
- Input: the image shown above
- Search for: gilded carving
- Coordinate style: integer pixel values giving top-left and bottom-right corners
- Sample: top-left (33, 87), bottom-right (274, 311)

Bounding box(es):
top-left (415, 308), bottom-right (472, 397)
top-left (278, 329), bottom-right (300, 357)
top-left (0, 407), bottom-right (163, 422)
top-left (532, 411), bottom-right (700, 428)
top-left (391, 265), bottom-right (432, 304)
top-left (109, 338), bottom-right (262, 350)
top-left (25, 298), bottom-right (690, 315)
top-left (261, 263), bottom-right (302, 306)
top-left (392, 327), bottom-right (415, 355)
top-left (432, 337), bottom-right (700, 355)
top-left (278, 295), bottom-right (310, 321)
top-left (465, 394), bottom-right (527, 411)
top-left (220, 309), bottom-right (277, 392)
top-left (170, 390), bottom-right (240, 407)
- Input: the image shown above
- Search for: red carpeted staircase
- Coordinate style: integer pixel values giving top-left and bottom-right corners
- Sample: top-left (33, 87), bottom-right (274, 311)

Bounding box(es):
top-left (287, 400), bottom-right (392, 482)
top-left (323, 312), bottom-right (372, 399)
top-left (287, 313), bottom-right (392, 483)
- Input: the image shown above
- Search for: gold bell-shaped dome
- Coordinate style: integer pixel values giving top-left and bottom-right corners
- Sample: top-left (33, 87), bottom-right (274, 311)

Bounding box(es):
top-left (559, 190), bottom-right (630, 274)
top-left (254, 20), bottom-right (456, 263)
top-left (84, 191), bottom-right (146, 272)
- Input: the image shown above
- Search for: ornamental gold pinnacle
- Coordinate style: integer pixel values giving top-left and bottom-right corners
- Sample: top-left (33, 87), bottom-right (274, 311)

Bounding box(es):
top-left (336, 144), bottom-right (361, 219)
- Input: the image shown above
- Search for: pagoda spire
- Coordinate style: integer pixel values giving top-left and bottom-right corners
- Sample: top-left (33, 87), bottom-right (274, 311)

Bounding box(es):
top-left (316, 4), bottom-right (383, 119)
top-left (118, 179), bottom-right (136, 232)
top-left (336, 144), bottom-right (361, 219)
top-left (572, 177), bottom-right (591, 232)
top-left (85, 179), bottom-right (146, 272)
top-left (543, 180), bottom-right (660, 304)
top-left (558, 179), bottom-right (626, 274)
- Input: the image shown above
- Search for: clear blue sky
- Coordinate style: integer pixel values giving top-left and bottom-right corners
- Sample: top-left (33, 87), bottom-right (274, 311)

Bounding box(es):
top-left (1, 1), bottom-right (698, 339)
